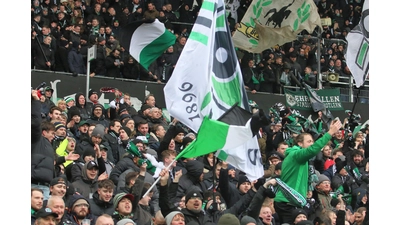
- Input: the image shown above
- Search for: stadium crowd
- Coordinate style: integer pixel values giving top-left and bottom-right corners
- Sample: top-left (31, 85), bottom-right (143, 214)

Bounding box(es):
top-left (31, 0), bottom-right (366, 94)
top-left (31, 0), bottom-right (369, 225)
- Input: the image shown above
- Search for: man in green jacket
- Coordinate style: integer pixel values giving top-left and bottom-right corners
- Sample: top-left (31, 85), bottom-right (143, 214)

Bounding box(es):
top-left (274, 120), bottom-right (342, 223)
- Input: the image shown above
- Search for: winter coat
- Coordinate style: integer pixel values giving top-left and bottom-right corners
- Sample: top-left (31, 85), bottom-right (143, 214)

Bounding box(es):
top-left (68, 47), bottom-right (86, 74)
top-left (71, 157), bottom-right (106, 199)
top-left (86, 104), bottom-right (110, 128)
top-left (116, 168), bottom-right (161, 213)
top-left (63, 194), bottom-right (98, 225)
top-left (74, 92), bottom-right (92, 121)
top-left (274, 133), bottom-right (333, 203)
top-left (87, 191), bottom-right (115, 217)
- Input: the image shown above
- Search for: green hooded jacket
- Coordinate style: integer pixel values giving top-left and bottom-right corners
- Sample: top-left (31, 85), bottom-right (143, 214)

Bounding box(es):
top-left (274, 132), bottom-right (332, 203)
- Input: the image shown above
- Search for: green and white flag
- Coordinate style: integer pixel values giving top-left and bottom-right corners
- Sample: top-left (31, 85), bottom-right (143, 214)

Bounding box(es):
top-left (119, 19), bottom-right (176, 70)
top-left (345, 0), bottom-right (369, 88)
top-left (164, 0), bottom-right (264, 181)
top-left (232, 0), bottom-right (321, 53)
top-left (176, 104), bottom-right (254, 160)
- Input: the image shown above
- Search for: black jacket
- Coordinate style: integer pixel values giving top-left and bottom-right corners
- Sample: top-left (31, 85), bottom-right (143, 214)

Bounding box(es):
top-left (87, 191), bottom-right (115, 217)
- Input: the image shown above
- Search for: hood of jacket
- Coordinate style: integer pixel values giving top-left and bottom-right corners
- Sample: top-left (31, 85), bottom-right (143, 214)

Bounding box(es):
top-left (90, 103), bottom-right (106, 120)
top-left (75, 92), bottom-right (87, 108)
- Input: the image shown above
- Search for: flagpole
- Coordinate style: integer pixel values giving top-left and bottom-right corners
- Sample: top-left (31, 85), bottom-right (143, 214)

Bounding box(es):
top-left (347, 87), bottom-right (361, 131)
top-left (142, 159), bottom-right (176, 198)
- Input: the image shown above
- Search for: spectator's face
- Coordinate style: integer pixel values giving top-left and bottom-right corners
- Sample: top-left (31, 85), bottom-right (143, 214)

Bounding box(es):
top-left (31, 190), bottom-right (44, 211)
top-left (44, 36), bottom-right (52, 45)
top-left (98, 188), bottom-right (113, 202)
top-left (88, 125), bottom-right (96, 136)
top-left (170, 214), bottom-right (185, 225)
top-left (117, 198), bottom-right (133, 215)
top-left (78, 95), bottom-right (85, 105)
top-left (111, 122), bottom-right (121, 133)
top-left (58, 12), bottom-right (65, 20)
top-left (322, 145), bottom-right (332, 157)
top-left (50, 183), bottom-right (67, 197)
top-left (86, 167), bottom-right (98, 180)
top-left (92, 19), bottom-right (99, 27)
top-left (179, 37), bottom-right (187, 45)
top-left (146, 96), bottom-right (156, 107)
top-left (93, 107), bottom-right (103, 117)
top-left (55, 127), bottom-right (66, 137)
top-left (95, 4), bottom-right (101, 12)
top-left (138, 124), bottom-right (149, 134)
top-left (50, 110), bottom-right (62, 120)
top-left (119, 129), bottom-right (129, 140)
top-left (72, 202), bottom-right (89, 218)
top-left (47, 198), bottom-right (65, 221)
top-left (277, 144), bottom-right (288, 155)
top-left (99, 27), bottom-right (105, 34)
top-left (43, 129), bottom-right (55, 142)
top-left (147, 3), bottom-right (155, 10)
top-left (298, 134), bottom-right (314, 149)
top-left (294, 214), bottom-right (307, 224)
top-left (186, 197), bottom-right (202, 212)
top-left (353, 154), bottom-right (363, 165)
top-left (125, 120), bottom-right (135, 131)
top-left (238, 182), bottom-right (251, 194)
top-left (168, 139), bottom-right (175, 150)
top-left (259, 206), bottom-right (273, 224)
top-left (79, 124), bottom-right (89, 133)
top-left (91, 135), bottom-right (102, 145)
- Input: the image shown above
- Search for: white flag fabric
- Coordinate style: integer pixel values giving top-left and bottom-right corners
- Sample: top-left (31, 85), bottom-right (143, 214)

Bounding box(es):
top-left (119, 19), bottom-right (176, 70)
top-left (232, 0), bottom-right (321, 53)
top-left (164, 0), bottom-right (264, 181)
top-left (345, 0), bottom-right (369, 88)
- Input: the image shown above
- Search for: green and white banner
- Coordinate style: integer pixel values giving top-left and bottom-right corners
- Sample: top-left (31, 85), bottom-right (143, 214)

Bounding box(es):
top-left (284, 88), bottom-right (343, 111)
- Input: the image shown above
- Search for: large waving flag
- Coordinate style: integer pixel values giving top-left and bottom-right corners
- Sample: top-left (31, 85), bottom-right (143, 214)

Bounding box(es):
top-left (232, 0), bottom-right (321, 53)
top-left (119, 19), bottom-right (176, 70)
top-left (345, 0), bottom-right (369, 88)
top-left (164, 0), bottom-right (264, 181)
top-left (176, 104), bottom-right (256, 160)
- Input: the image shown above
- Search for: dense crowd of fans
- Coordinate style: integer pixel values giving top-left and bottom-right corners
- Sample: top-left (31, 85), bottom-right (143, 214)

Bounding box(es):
top-left (31, 85), bottom-right (369, 225)
top-left (31, 0), bottom-right (367, 94)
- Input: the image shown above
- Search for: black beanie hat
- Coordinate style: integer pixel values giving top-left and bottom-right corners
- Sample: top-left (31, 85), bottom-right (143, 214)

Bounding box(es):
top-left (335, 157), bottom-right (347, 173)
top-left (83, 148), bottom-right (96, 158)
top-left (237, 175), bottom-right (250, 188)
top-left (330, 198), bottom-right (340, 207)
top-left (185, 160), bottom-right (204, 179)
top-left (291, 208), bottom-right (307, 222)
top-left (121, 126), bottom-right (132, 137)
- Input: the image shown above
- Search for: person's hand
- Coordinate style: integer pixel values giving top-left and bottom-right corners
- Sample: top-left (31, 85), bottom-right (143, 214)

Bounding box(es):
top-left (94, 144), bottom-right (101, 158)
top-left (160, 168), bottom-right (170, 185)
top-left (65, 151), bottom-right (80, 161)
top-left (264, 178), bottom-right (277, 187)
top-left (46, 61), bottom-right (51, 67)
top-left (174, 169), bottom-right (183, 182)
top-left (67, 119), bottom-right (75, 129)
top-left (220, 161), bottom-right (228, 169)
top-left (98, 172), bottom-right (108, 181)
top-left (32, 90), bottom-right (40, 100)
top-left (140, 162), bottom-right (147, 173)
top-left (328, 119), bottom-right (342, 136)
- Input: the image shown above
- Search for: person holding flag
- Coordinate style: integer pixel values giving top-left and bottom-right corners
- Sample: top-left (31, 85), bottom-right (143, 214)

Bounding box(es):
top-left (273, 119), bottom-right (342, 224)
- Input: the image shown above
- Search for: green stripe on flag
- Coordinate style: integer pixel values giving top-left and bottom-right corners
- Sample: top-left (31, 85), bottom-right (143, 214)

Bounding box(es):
top-left (212, 73), bottom-right (242, 107)
top-left (216, 15), bottom-right (225, 28)
top-left (140, 30), bottom-right (176, 69)
top-left (176, 116), bottom-right (229, 159)
top-left (201, 1), bottom-right (215, 11)
top-left (190, 31), bottom-right (209, 45)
